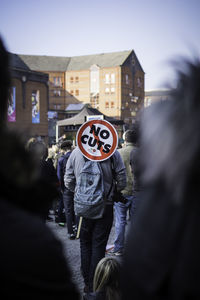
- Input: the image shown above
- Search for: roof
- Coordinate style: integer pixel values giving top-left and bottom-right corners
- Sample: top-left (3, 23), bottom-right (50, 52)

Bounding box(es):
top-left (67, 50), bottom-right (133, 70)
top-left (145, 89), bottom-right (171, 97)
top-left (16, 50), bottom-right (133, 72)
top-left (18, 54), bottom-right (71, 71)
top-left (9, 53), bottom-right (30, 71)
top-left (9, 53), bottom-right (49, 82)
top-left (65, 103), bottom-right (85, 111)
top-left (57, 104), bottom-right (124, 126)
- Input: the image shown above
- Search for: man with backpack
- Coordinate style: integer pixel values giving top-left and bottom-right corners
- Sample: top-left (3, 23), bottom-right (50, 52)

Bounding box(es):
top-left (64, 146), bottom-right (126, 294)
top-left (57, 140), bottom-right (77, 238)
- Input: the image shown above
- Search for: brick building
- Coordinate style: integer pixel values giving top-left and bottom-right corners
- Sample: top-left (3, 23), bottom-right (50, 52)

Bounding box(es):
top-left (18, 50), bottom-right (144, 126)
top-left (144, 89), bottom-right (171, 107)
top-left (8, 53), bottom-right (49, 143)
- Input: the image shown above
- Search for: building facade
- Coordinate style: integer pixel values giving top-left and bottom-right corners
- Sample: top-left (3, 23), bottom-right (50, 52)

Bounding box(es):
top-left (8, 54), bottom-right (49, 143)
top-left (18, 50), bottom-right (145, 126)
top-left (144, 89), bottom-right (171, 107)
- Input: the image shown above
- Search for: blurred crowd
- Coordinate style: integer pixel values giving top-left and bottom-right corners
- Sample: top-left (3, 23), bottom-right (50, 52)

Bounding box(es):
top-left (1, 34), bottom-right (200, 300)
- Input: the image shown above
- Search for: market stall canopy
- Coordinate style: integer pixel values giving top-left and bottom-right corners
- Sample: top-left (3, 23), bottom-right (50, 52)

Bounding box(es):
top-left (57, 104), bottom-right (124, 126)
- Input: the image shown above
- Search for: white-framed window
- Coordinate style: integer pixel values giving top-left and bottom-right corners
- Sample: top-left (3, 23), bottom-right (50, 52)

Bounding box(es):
top-left (53, 104), bottom-right (61, 110)
top-left (125, 74), bottom-right (129, 85)
top-left (105, 74), bottom-right (110, 84)
top-left (111, 73), bottom-right (115, 84)
top-left (111, 87), bottom-right (115, 93)
top-left (90, 64), bottom-right (100, 94)
top-left (53, 77), bottom-right (62, 87)
top-left (53, 90), bottom-right (61, 97)
top-left (111, 101), bottom-right (115, 108)
top-left (105, 87), bottom-right (110, 94)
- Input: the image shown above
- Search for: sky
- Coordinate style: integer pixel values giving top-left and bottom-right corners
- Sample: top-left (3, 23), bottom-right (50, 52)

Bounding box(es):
top-left (0, 0), bottom-right (199, 90)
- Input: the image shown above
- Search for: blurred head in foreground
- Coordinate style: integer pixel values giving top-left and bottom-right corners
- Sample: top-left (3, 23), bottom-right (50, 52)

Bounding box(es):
top-left (140, 59), bottom-right (200, 202)
top-left (121, 59), bottom-right (200, 300)
top-left (93, 257), bottom-right (121, 300)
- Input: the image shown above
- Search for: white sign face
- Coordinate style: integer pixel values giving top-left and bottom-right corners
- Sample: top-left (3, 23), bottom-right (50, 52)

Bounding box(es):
top-left (76, 119), bottom-right (118, 161)
top-left (86, 115), bottom-right (104, 121)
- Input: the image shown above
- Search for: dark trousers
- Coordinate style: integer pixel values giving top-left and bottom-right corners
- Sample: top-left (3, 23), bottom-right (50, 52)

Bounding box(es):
top-left (80, 204), bottom-right (113, 291)
top-left (56, 190), bottom-right (66, 223)
top-left (63, 188), bottom-right (77, 234)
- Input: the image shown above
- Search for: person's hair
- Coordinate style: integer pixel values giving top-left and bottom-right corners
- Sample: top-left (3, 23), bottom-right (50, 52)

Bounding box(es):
top-left (60, 140), bottom-right (72, 150)
top-left (123, 126), bottom-right (138, 144)
top-left (93, 257), bottom-right (121, 300)
top-left (0, 37), bottom-right (11, 125)
top-left (139, 59), bottom-right (200, 202)
top-left (27, 139), bottom-right (48, 161)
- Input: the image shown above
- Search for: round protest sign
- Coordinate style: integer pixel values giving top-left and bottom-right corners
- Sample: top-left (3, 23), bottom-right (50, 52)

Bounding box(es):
top-left (76, 119), bottom-right (118, 161)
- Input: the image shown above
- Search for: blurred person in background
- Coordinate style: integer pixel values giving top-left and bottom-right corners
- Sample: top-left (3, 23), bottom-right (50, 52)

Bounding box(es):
top-left (121, 59), bottom-right (200, 300)
top-left (26, 138), bottom-right (59, 221)
top-left (0, 36), bottom-right (79, 299)
top-left (108, 129), bottom-right (137, 256)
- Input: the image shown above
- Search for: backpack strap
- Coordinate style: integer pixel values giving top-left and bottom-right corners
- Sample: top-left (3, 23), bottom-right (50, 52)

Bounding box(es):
top-left (106, 155), bottom-right (115, 199)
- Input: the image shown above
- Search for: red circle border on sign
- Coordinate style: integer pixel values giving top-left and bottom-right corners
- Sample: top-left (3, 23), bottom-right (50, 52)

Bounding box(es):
top-left (76, 119), bottom-right (118, 161)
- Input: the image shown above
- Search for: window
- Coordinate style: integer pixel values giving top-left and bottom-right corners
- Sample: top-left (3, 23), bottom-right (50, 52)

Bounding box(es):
top-left (90, 64), bottom-right (100, 94)
top-left (53, 104), bottom-right (61, 110)
top-left (131, 96), bottom-right (138, 103)
top-left (75, 90), bottom-right (79, 96)
top-left (53, 77), bottom-right (62, 87)
top-left (131, 111), bottom-right (136, 116)
top-left (75, 76), bottom-right (79, 83)
top-left (70, 90), bottom-right (74, 95)
top-left (111, 87), bottom-right (115, 93)
top-left (105, 87), bottom-right (110, 94)
top-left (70, 77), bottom-right (74, 83)
top-left (111, 73), bottom-right (115, 84)
top-left (125, 74), bottom-right (129, 85)
top-left (111, 101), bottom-right (115, 108)
top-left (145, 98), bottom-right (152, 107)
top-left (105, 74), bottom-right (110, 84)
top-left (137, 77), bottom-right (142, 88)
top-left (105, 101), bottom-right (109, 109)
top-left (54, 90), bottom-right (61, 97)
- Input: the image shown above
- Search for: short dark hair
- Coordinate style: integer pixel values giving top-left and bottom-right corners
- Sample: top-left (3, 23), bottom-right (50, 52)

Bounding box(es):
top-left (60, 140), bottom-right (72, 150)
top-left (123, 127), bottom-right (138, 144)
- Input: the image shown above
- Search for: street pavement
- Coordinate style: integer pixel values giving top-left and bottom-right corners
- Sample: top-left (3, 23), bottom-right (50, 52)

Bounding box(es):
top-left (46, 216), bottom-right (116, 295)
